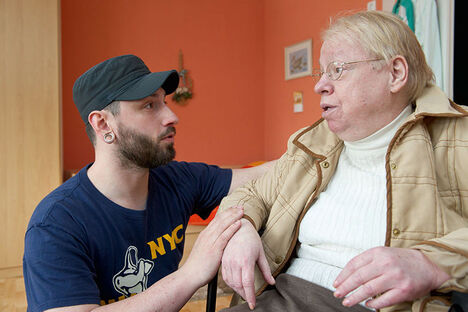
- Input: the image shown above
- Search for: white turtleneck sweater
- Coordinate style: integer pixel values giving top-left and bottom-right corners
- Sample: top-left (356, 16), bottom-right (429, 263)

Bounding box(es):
top-left (286, 105), bottom-right (412, 296)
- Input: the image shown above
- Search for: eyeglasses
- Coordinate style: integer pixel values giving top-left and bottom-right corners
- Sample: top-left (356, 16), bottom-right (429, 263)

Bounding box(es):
top-left (312, 58), bottom-right (383, 81)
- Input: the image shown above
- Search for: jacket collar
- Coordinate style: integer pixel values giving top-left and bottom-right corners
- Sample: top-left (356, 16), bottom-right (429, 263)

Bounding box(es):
top-left (293, 85), bottom-right (467, 157)
top-left (292, 119), bottom-right (342, 161)
top-left (414, 85), bottom-right (468, 117)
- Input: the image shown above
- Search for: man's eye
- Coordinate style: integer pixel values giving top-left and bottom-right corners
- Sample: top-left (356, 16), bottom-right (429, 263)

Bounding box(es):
top-left (145, 103), bottom-right (153, 109)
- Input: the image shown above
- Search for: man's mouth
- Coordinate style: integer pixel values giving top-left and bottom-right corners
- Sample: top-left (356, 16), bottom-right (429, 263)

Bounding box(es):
top-left (159, 127), bottom-right (176, 141)
top-left (161, 133), bottom-right (175, 141)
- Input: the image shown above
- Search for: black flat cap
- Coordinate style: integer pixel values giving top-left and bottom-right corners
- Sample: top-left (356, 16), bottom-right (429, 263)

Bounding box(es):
top-left (73, 54), bottom-right (179, 124)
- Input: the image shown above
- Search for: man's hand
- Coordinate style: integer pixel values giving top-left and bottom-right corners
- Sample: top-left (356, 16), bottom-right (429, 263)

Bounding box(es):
top-left (333, 247), bottom-right (450, 309)
top-left (221, 218), bottom-right (275, 310)
top-left (181, 207), bottom-right (244, 287)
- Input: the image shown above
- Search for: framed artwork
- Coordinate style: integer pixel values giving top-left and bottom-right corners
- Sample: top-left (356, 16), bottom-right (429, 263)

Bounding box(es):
top-left (284, 39), bottom-right (312, 80)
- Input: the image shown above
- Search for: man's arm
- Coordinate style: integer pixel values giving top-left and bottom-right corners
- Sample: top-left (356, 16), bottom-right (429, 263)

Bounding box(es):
top-left (228, 160), bottom-right (276, 195)
top-left (44, 207), bottom-right (244, 312)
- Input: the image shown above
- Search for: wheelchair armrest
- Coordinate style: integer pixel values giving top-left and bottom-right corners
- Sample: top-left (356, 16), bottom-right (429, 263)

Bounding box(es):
top-left (206, 272), bottom-right (218, 312)
top-left (449, 291), bottom-right (468, 312)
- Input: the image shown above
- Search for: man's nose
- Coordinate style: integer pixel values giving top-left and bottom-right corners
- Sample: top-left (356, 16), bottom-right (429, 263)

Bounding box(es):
top-left (162, 105), bottom-right (179, 126)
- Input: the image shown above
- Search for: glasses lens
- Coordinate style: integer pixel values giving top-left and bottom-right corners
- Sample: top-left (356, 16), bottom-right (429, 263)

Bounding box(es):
top-left (327, 62), bottom-right (343, 80)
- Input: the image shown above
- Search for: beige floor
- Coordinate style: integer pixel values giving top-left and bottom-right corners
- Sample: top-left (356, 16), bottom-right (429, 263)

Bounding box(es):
top-left (181, 295), bottom-right (232, 312)
top-left (0, 275), bottom-right (28, 312)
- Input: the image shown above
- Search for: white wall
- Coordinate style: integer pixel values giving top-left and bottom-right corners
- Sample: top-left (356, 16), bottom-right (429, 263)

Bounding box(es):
top-left (382, 0), bottom-right (454, 99)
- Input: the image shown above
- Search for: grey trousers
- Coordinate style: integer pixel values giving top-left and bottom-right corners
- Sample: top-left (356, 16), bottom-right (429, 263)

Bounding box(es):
top-left (221, 274), bottom-right (370, 312)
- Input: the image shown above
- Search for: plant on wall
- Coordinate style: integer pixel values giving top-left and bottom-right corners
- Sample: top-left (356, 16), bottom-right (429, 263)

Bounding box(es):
top-left (173, 50), bottom-right (193, 104)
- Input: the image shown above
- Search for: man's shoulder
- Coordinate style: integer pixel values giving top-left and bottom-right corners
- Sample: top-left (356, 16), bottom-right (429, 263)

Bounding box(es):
top-left (27, 170), bottom-right (90, 230)
top-left (150, 160), bottom-right (189, 173)
top-left (150, 161), bottom-right (229, 180)
top-left (151, 160), bottom-right (221, 171)
top-left (149, 161), bottom-right (231, 200)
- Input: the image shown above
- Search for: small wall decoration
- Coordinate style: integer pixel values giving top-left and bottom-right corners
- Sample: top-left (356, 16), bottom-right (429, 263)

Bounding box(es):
top-left (284, 39), bottom-right (312, 80)
top-left (293, 91), bottom-right (303, 113)
top-left (173, 50), bottom-right (193, 104)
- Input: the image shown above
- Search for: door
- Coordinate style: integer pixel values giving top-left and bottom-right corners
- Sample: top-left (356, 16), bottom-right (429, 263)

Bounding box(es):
top-left (0, 0), bottom-right (62, 275)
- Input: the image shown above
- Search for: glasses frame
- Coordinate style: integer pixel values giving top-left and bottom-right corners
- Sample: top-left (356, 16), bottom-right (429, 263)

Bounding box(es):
top-left (312, 58), bottom-right (384, 81)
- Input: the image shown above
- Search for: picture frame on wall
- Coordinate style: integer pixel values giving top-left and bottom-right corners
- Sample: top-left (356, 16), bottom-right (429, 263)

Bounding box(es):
top-left (284, 39), bottom-right (312, 80)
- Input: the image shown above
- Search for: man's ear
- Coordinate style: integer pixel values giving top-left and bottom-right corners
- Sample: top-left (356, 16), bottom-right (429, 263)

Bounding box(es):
top-left (389, 55), bottom-right (408, 94)
top-left (88, 110), bottom-right (114, 141)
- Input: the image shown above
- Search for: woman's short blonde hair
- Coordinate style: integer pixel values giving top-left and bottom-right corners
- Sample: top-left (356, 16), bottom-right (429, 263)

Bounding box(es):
top-left (322, 11), bottom-right (434, 103)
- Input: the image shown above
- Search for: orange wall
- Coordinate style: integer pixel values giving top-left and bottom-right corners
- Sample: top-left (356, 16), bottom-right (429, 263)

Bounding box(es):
top-left (62, 0), bottom-right (265, 170)
top-left (62, 0), bottom-right (381, 170)
top-left (263, 0), bottom-right (376, 159)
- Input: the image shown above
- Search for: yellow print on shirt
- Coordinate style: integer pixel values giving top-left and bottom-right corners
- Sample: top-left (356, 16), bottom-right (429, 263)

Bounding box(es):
top-left (146, 224), bottom-right (184, 259)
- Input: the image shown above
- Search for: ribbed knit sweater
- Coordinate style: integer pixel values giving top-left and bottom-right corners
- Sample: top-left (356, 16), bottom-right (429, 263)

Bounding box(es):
top-left (286, 105), bottom-right (412, 294)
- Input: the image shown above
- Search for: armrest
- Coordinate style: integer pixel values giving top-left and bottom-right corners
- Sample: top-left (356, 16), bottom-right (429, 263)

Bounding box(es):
top-left (206, 272), bottom-right (218, 312)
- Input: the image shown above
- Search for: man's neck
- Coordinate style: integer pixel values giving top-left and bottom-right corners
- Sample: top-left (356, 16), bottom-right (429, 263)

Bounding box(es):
top-left (87, 155), bottom-right (150, 211)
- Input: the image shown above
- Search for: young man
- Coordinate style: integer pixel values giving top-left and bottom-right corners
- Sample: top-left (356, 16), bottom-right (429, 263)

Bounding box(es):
top-left (23, 54), bottom-right (274, 312)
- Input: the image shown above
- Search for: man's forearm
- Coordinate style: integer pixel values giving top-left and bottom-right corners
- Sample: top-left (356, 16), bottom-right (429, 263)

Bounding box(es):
top-left (46, 207), bottom-right (244, 312)
top-left (93, 267), bottom-right (200, 312)
top-left (45, 266), bottom-right (201, 312)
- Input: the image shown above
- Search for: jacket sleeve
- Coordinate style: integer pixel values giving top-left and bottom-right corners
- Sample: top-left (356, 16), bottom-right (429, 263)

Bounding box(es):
top-left (412, 113), bottom-right (468, 293)
top-left (413, 228), bottom-right (468, 292)
top-left (219, 151), bottom-right (289, 231)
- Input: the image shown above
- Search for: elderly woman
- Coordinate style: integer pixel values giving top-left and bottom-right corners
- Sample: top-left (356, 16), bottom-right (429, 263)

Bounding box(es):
top-left (220, 10), bottom-right (468, 312)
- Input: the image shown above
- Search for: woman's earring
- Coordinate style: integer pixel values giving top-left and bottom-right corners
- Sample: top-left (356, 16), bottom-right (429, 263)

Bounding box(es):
top-left (103, 132), bottom-right (115, 144)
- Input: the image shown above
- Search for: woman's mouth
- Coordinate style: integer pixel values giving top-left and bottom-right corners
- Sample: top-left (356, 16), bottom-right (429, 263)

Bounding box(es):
top-left (321, 103), bottom-right (337, 118)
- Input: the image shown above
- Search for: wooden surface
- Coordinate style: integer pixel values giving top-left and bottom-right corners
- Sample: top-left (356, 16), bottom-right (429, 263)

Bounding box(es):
top-left (0, 0), bottom-right (62, 270)
top-left (181, 294), bottom-right (232, 312)
top-left (0, 275), bottom-right (27, 312)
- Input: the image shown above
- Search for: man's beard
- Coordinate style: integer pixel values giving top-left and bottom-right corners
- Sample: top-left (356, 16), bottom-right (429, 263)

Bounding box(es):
top-left (116, 123), bottom-right (176, 169)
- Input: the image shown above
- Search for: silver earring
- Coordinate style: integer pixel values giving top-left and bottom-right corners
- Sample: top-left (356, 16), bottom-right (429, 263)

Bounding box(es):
top-left (103, 132), bottom-right (115, 144)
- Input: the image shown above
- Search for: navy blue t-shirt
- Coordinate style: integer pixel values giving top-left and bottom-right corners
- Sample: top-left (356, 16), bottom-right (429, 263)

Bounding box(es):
top-left (23, 161), bottom-right (231, 312)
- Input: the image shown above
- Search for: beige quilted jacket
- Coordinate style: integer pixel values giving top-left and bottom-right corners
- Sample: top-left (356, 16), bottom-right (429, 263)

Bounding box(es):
top-left (220, 86), bottom-right (468, 311)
